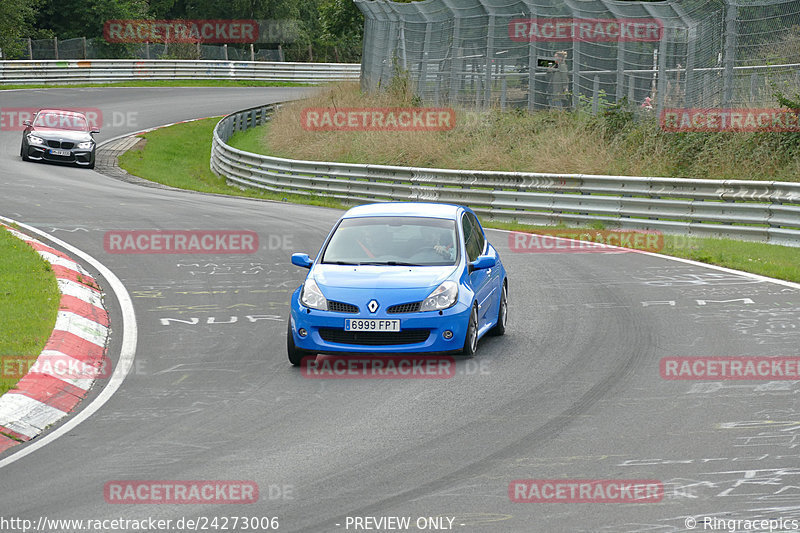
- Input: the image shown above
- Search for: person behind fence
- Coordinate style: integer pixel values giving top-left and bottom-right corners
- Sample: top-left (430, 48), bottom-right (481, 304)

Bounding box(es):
top-left (547, 51), bottom-right (570, 109)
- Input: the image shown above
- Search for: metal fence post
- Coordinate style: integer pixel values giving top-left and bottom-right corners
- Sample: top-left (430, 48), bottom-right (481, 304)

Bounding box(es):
top-left (616, 42), bottom-right (626, 104)
top-left (684, 29), bottom-right (696, 107)
top-left (656, 29), bottom-right (668, 116)
top-left (723, 0), bottom-right (737, 108)
top-left (54, 37), bottom-right (58, 60)
top-left (628, 73), bottom-right (635, 103)
top-left (419, 21), bottom-right (433, 96)
top-left (592, 76), bottom-right (600, 115)
top-left (450, 24), bottom-right (462, 103)
top-left (527, 38), bottom-right (538, 112)
top-left (485, 13), bottom-right (495, 108)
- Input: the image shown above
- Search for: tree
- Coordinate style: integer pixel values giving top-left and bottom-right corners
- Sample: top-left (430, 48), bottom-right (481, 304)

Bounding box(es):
top-left (319, 0), bottom-right (364, 62)
top-left (34, 0), bottom-right (147, 39)
top-left (0, 0), bottom-right (38, 58)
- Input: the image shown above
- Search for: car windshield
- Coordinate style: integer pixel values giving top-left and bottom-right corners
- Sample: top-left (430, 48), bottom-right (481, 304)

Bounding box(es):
top-left (34, 112), bottom-right (88, 131)
top-left (322, 216), bottom-right (458, 266)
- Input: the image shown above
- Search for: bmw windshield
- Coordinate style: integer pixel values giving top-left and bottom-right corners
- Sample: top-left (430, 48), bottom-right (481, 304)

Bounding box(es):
top-left (33, 112), bottom-right (89, 131)
top-left (321, 216), bottom-right (459, 267)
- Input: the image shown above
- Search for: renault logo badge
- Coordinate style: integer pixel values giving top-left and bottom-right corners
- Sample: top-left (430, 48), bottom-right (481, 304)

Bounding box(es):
top-left (367, 300), bottom-right (379, 313)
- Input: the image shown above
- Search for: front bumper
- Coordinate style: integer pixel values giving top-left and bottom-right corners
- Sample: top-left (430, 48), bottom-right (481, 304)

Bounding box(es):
top-left (289, 288), bottom-right (471, 355)
top-left (26, 145), bottom-right (95, 166)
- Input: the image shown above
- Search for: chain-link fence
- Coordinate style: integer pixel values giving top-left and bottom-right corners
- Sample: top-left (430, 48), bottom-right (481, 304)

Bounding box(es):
top-left (355, 0), bottom-right (800, 114)
top-left (10, 37), bottom-right (357, 63)
top-left (17, 37), bottom-right (285, 62)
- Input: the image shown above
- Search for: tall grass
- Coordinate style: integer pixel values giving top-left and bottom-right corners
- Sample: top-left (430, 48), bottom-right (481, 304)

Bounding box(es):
top-left (254, 82), bottom-right (800, 181)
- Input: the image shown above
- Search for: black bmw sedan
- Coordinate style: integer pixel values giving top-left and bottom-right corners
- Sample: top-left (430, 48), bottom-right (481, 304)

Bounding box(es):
top-left (20, 109), bottom-right (99, 169)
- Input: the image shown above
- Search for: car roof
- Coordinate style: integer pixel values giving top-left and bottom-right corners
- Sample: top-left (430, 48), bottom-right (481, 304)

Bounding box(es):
top-left (342, 202), bottom-right (464, 220)
top-left (36, 109), bottom-right (87, 118)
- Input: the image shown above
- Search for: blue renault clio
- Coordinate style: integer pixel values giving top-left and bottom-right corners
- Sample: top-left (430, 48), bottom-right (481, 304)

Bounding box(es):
top-left (287, 202), bottom-right (508, 365)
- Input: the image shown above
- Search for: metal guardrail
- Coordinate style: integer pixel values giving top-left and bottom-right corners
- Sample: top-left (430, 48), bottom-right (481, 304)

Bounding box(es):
top-left (0, 59), bottom-right (360, 85)
top-left (211, 104), bottom-right (800, 247)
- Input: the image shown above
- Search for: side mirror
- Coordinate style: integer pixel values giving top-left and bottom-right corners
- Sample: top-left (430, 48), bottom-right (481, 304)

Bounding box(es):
top-left (291, 253), bottom-right (313, 269)
top-left (469, 254), bottom-right (496, 272)
top-left (22, 120), bottom-right (32, 127)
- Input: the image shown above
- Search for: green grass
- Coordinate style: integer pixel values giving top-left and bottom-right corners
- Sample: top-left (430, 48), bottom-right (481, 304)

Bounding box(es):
top-left (117, 117), bottom-right (345, 209)
top-left (227, 126), bottom-right (268, 154)
top-left (488, 221), bottom-right (800, 283)
top-left (0, 79), bottom-right (310, 90)
top-left (0, 226), bottom-right (60, 396)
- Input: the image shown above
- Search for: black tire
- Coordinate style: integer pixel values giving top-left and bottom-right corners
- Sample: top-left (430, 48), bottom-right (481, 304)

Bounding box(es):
top-left (488, 282), bottom-right (508, 336)
top-left (460, 305), bottom-right (479, 357)
top-left (287, 321), bottom-right (312, 366)
top-left (87, 160), bottom-right (95, 170)
top-left (20, 144), bottom-right (30, 162)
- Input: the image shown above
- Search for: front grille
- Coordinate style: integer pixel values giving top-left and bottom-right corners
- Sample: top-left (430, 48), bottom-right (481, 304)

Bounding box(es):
top-left (387, 302), bottom-right (422, 314)
top-left (319, 328), bottom-right (430, 346)
top-left (327, 301), bottom-right (359, 313)
top-left (43, 153), bottom-right (75, 161)
top-left (45, 140), bottom-right (74, 149)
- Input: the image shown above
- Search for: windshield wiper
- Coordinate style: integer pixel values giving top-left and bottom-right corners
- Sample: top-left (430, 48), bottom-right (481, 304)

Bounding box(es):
top-left (358, 261), bottom-right (423, 266)
top-left (325, 261), bottom-right (359, 265)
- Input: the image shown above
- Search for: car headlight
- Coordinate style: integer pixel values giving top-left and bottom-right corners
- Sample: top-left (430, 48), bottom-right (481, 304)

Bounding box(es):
top-left (27, 135), bottom-right (44, 146)
top-left (300, 279), bottom-right (328, 311)
top-left (420, 280), bottom-right (458, 311)
top-left (77, 141), bottom-right (94, 150)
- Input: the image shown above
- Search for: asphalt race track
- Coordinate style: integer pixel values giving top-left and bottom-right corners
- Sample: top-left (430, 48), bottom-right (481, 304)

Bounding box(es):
top-left (2, 87), bottom-right (800, 532)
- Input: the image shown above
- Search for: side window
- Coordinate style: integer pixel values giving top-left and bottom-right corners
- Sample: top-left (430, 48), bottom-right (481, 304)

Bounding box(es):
top-left (461, 214), bottom-right (475, 262)
top-left (462, 213), bottom-right (481, 262)
top-left (468, 213), bottom-right (486, 256)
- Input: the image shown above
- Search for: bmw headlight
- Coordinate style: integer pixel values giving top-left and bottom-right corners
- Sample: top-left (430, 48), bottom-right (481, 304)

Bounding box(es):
top-left (300, 279), bottom-right (328, 311)
top-left (27, 135), bottom-right (44, 146)
top-left (420, 280), bottom-right (458, 311)
top-left (77, 141), bottom-right (94, 150)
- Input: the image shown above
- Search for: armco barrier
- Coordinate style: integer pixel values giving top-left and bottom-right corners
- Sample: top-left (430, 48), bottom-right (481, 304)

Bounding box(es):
top-left (0, 60), bottom-right (360, 85)
top-left (210, 105), bottom-right (800, 247)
